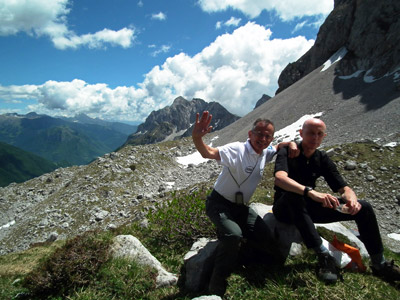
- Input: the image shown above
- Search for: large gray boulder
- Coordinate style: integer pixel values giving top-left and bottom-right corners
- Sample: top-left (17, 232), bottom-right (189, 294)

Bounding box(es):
top-left (110, 235), bottom-right (178, 288)
top-left (181, 238), bottom-right (219, 293)
top-left (250, 203), bottom-right (303, 258)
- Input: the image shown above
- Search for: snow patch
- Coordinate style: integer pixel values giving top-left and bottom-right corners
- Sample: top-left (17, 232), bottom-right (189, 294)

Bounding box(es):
top-left (176, 149), bottom-right (210, 167)
top-left (162, 127), bottom-right (188, 142)
top-left (1, 220), bottom-right (15, 230)
top-left (363, 69), bottom-right (376, 83)
top-left (164, 181), bottom-right (175, 189)
top-left (384, 142), bottom-right (397, 147)
top-left (338, 66), bottom-right (400, 85)
top-left (321, 47), bottom-right (348, 72)
top-left (176, 136), bottom-right (220, 167)
top-left (388, 233), bottom-right (400, 241)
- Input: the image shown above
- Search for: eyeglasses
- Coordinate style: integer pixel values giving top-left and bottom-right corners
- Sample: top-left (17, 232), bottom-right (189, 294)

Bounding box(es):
top-left (252, 130), bottom-right (273, 140)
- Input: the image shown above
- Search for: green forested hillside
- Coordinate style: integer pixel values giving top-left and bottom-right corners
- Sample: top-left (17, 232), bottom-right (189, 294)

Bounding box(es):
top-left (0, 142), bottom-right (58, 187)
top-left (0, 113), bottom-right (132, 166)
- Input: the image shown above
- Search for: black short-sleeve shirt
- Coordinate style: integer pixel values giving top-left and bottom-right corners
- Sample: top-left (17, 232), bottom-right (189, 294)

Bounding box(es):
top-left (274, 143), bottom-right (347, 199)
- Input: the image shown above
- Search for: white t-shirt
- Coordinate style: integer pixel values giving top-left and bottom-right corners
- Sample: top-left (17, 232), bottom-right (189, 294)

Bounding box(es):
top-left (214, 139), bottom-right (276, 204)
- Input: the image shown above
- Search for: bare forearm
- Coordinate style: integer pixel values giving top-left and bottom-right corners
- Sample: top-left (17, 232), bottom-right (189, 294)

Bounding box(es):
top-left (275, 141), bottom-right (296, 150)
top-left (339, 186), bottom-right (357, 202)
top-left (274, 141), bottom-right (299, 158)
top-left (275, 171), bottom-right (305, 195)
top-left (192, 136), bottom-right (220, 160)
top-left (275, 171), bottom-right (340, 208)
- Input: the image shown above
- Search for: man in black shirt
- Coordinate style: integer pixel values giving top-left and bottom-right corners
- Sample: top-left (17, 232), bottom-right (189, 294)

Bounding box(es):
top-left (273, 118), bottom-right (400, 284)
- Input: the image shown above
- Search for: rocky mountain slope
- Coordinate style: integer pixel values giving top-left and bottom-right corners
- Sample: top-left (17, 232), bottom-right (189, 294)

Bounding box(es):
top-left (124, 97), bottom-right (240, 146)
top-left (0, 138), bottom-right (220, 255)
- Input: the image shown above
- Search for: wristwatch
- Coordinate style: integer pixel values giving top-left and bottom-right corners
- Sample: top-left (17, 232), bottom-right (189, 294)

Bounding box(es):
top-left (304, 186), bottom-right (313, 197)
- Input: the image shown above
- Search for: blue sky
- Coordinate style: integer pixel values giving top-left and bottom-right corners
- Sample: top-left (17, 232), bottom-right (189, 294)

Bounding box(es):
top-left (0, 0), bottom-right (333, 124)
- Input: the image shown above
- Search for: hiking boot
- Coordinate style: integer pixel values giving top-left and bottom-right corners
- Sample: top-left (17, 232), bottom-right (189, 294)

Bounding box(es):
top-left (316, 253), bottom-right (339, 284)
top-left (371, 260), bottom-right (400, 282)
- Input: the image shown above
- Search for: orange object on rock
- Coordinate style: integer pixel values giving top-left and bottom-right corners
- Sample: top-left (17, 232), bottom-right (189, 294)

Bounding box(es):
top-left (331, 235), bottom-right (367, 272)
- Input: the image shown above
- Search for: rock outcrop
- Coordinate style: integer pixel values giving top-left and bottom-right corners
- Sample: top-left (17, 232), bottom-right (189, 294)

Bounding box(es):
top-left (276, 0), bottom-right (400, 94)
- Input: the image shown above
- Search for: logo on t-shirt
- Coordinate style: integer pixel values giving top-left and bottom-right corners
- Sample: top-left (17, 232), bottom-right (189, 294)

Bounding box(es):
top-left (245, 166), bottom-right (254, 173)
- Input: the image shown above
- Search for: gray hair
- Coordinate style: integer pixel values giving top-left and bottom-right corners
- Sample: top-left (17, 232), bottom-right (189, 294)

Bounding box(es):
top-left (251, 118), bottom-right (275, 132)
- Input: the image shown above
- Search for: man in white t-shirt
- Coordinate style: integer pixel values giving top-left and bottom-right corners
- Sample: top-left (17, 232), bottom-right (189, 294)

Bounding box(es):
top-left (192, 111), bottom-right (298, 296)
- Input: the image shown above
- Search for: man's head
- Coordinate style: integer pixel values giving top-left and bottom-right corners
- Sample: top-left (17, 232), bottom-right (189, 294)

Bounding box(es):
top-left (248, 118), bottom-right (275, 154)
top-left (300, 118), bottom-right (327, 151)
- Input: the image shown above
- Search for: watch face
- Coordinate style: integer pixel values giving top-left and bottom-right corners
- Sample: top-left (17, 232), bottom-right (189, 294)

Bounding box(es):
top-left (304, 186), bottom-right (312, 196)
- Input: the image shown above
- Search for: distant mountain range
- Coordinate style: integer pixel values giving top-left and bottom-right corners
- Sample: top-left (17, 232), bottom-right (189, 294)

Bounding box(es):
top-left (0, 141), bottom-right (57, 187)
top-left (60, 113), bottom-right (137, 136)
top-left (0, 112), bottom-right (137, 166)
top-left (124, 96), bottom-right (240, 146)
top-left (0, 98), bottom-right (240, 185)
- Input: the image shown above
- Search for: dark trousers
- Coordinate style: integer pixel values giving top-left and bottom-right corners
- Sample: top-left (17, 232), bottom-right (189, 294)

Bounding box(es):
top-left (273, 192), bottom-right (384, 256)
top-left (206, 190), bottom-right (281, 285)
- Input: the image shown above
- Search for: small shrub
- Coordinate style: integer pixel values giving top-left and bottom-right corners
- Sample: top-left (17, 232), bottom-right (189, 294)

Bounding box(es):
top-left (147, 189), bottom-right (215, 247)
top-left (23, 230), bottom-right (111, 298)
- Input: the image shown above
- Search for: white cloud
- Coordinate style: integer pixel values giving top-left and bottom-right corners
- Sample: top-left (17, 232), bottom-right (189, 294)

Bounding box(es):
top-left (0, 0), bottom-right (135, 49)
top-left (197, 0), bottom-right (333, 20)
top-left (216, 17), bottom-right (241, 30)
top-left (0, 80), bottom-right (152, 121)
top-left (291, 15), bottom-right (327, 35)
top-left (224, 17), bottom-right (241, 27)
top-left (0, 22), bottom-right (314, 122)
top-left (292, 21), bottom-right (307, 34)
top-left (151, 12), bottom-right (167, 21)
top-left (52, 27), bottom-right (136, 50)
top-left (150, 45), bottom-right (171, 57)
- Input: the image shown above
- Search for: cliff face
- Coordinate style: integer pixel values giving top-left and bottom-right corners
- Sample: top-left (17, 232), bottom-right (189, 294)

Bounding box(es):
top-left (276, 0), bottom-right (400, 94)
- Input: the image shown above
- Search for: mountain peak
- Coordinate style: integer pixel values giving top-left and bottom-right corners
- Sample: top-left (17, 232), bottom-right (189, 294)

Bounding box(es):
top-left (171, 96), bottom-right (189, 106)
top-left (124, 97), bottom-right (240, 146)
top-left (25, 112), bottom-right (41, 119)
top-left (254, 94), bottom-right (272, 110)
